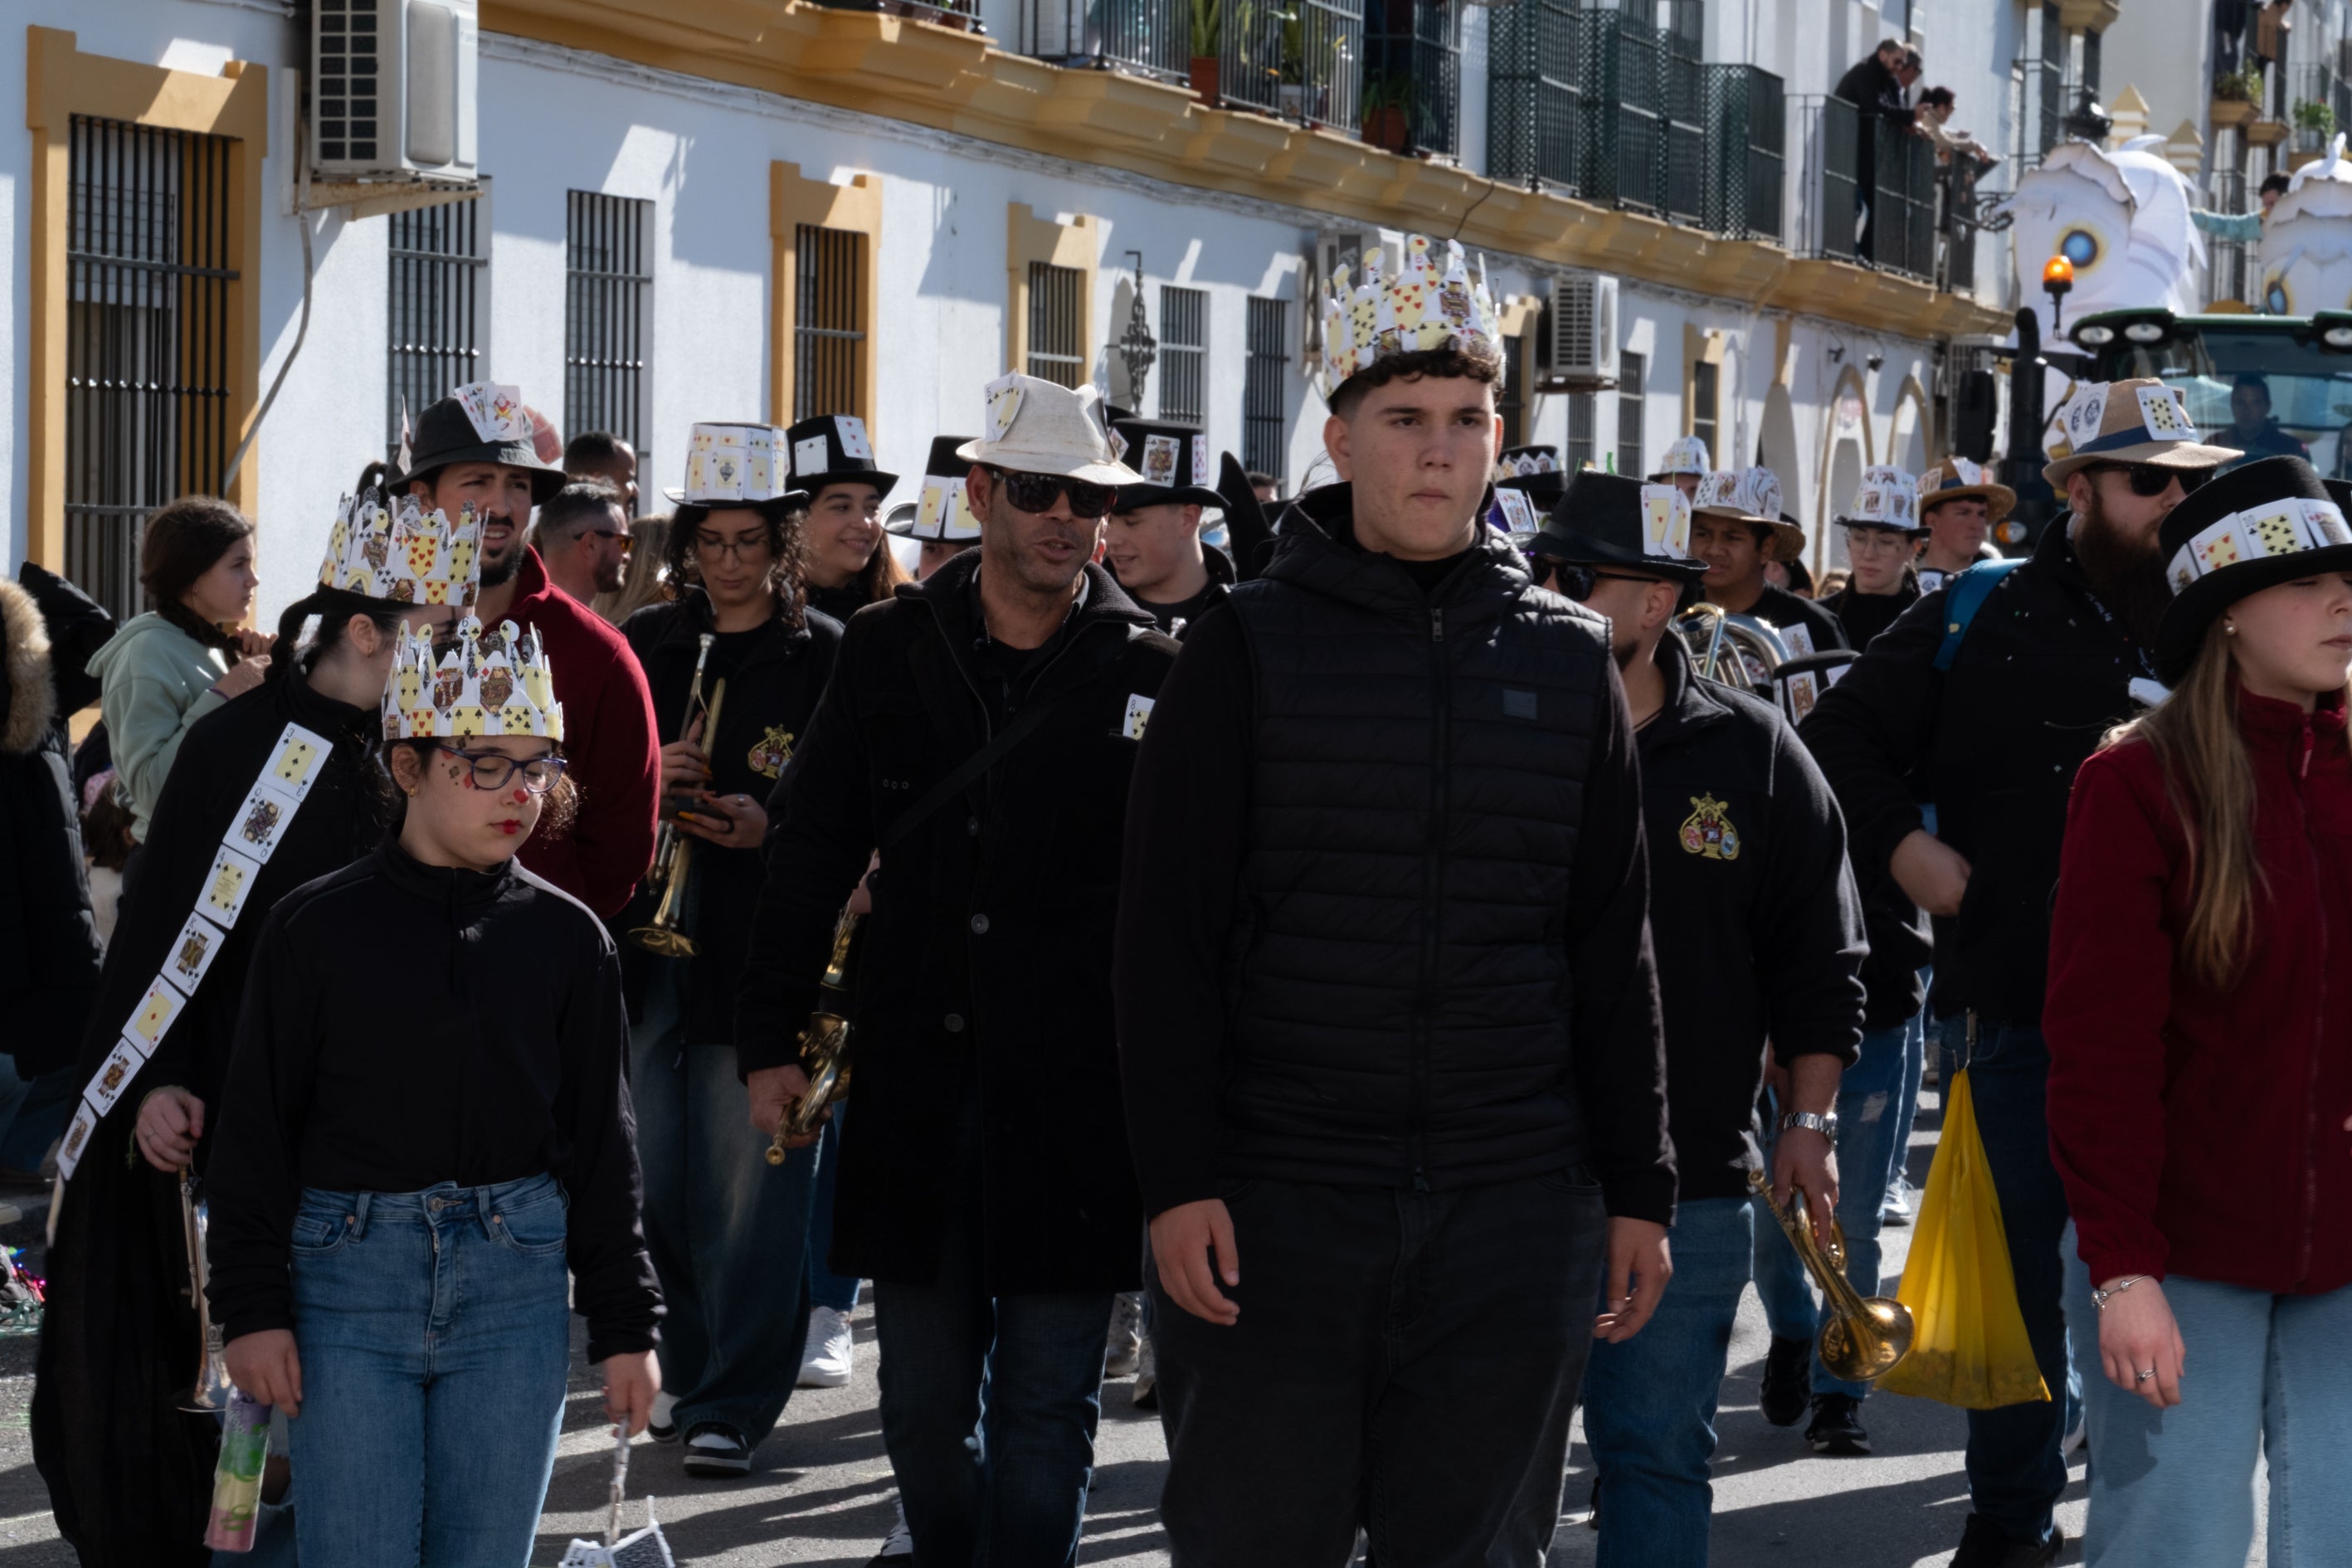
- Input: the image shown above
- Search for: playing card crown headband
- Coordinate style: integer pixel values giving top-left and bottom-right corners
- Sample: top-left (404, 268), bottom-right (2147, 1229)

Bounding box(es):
top-left (1317, 233), bottom-right (1500, 399)
top-left (1841, 465), bottom-right (1920, 527)
top-left (1694, 466), bottom-right (1784, 522)
top-left (316, 489), bottom-right (483, 608)
top-left (382, 616), bottom-right (565, 743)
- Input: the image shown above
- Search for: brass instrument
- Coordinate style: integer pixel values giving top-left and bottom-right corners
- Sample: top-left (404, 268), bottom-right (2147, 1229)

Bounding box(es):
top-left (1671, 603), bottom-right (1791, 696)
top-left (766, 908), bottom-right (863, 1165)
top-left (1746, 1166), bottom-right (1916, 1384)
top-left (176, 1168), bottom-right (234, 1414)
top-left (631, 632), bottom-right (728, 958)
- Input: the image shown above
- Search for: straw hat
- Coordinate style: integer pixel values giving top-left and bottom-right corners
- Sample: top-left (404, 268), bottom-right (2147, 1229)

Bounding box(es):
top-left (1694, 467), bottom-right (1804, 562)
top-left (1917, 455), bottom-right (2017, 523)
top-left (2042, 377), bottom-right (2242, 487)
top-left (955, 373), bottom-right (1142, 485)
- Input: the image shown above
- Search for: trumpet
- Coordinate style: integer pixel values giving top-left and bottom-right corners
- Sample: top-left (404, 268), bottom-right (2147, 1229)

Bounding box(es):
top-left (631, 633), bottom-right (727, 958)
top-left (767, 908), bottom-right (863, 1165)
top-left (1671, 604), bottom-right (1790, 695)
top-left (1746, 1166), bottom-right (1915, 1384)
top-left (176, 1167), bottom-right (234, 1414)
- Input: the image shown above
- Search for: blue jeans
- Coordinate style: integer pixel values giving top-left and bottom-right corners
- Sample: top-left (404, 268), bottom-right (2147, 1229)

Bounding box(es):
top-left (286, 1176), bottom-right (572, 1568)
top-left (809, 1109), bottom-right (860, 1313)
top-left (631, 957), bottom-right (816, 1444)
top-left (1938, 1016), bottom-right (2075, 1549)
top-left (2062, 1224), bottom-right (2352, 1566)
top-left (874, 1140), bottom-right (1108, 1568)
top-left (1583, 1195), bottom-right (1755, 1568)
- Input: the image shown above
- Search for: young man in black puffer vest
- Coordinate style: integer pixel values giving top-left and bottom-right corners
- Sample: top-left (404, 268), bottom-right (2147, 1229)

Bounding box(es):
top-left (1115, 235), bottom-right (1674, 1565)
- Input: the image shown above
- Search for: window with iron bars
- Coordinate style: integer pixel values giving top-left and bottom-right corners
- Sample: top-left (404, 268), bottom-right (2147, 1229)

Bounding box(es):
top-left (1617, 350), bottom-right (1646, 479)
top-left (796, 225), bottom-right (867, 421)
top-left (566, 192), bottom-right (651, 473)
top-left (387, 197), bottom-right (485, 461)
top-left (1026, 263), bottom-right (1088, 389)
top-left (1244, 298), bottom-right (1290, 483)
top-left (66, 116), bottom-right (240, 622)
top-left (1159, 285), bottom-right (1208, 425)
top-left (1690, 360), bottom-right (1717, 473)
top-left (1566, 390), bottom-right (1597, 472)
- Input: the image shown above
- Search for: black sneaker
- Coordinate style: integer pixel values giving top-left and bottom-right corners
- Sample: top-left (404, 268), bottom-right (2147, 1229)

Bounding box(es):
top-left (1950, 1514), bottom-right (2063, 1568)
top-left (681, 1422), bottom-right (752, 1477)
top-left (1759, 1335), bottom-right (1813, 1427)
top-left (1804, 1391), bottom-right (1871, 1454)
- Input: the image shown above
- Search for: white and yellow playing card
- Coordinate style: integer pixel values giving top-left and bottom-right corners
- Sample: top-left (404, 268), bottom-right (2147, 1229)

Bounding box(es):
top-left (266, 723), bottom-right (334, 801)
top-left (201, 843), bottom-right (265, 928)
top-left (126, 976), bottom-right (187, 1053)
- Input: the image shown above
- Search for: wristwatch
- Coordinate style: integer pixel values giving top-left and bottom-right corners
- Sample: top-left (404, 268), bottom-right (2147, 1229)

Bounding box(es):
top-left (1778, 1110), bottom-right (1839, 1141)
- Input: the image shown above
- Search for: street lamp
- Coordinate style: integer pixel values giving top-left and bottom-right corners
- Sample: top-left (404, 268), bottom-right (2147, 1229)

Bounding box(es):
top-left (1117, 251), bottom-right (1157, 408)
top-left (2043, 254), bottom-right (2075, 333)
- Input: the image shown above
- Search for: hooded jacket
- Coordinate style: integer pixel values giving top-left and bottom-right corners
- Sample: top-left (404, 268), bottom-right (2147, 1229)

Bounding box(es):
top-left (85, 611), bottom-right (231, 841)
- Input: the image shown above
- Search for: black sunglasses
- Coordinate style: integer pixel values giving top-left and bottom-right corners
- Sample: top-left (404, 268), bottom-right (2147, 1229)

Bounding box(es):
top-left (986, 467), bottom-right (1118, 521)
top-left (1532, 558), bottom-right (1665, 602)
top-left (2089, 461), bottom-right (2213, 498)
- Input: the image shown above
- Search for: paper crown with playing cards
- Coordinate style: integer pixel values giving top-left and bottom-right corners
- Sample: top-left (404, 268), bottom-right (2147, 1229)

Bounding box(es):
top-left (2041, 377), bottom-right (2242, 486)
top-left (1833, 466), bottom-right (1921, 532)
top-left (1317, 233), bottom-right (1500, 398)
top-left (2153, 455), bottom-right (2352, 682)
top-left (382, 616), bottom-right (565, 743)
top-left (314, 488), bottom-right (484, 608)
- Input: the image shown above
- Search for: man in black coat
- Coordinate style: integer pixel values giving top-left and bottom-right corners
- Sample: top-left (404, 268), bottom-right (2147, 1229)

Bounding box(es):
top-left (1835, 37), bottom-right (1918, 256)
top-left (1115, 236), bottom-right (1673, 1565)
top-left (737, 373), bottom-right (1176, 1568)
top-left (1536, 472), bottom-right (1866, 1555)
top-left (1799, 378), bottom-right (2238, 1568)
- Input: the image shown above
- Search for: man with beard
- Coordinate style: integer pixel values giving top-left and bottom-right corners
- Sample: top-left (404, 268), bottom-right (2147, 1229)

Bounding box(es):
top-left (1799, 379), bottom-right (2237, 1568)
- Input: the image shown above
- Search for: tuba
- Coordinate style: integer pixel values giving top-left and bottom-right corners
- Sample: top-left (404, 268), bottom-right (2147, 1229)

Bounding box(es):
top-left (631, 634), bottom-right (727, 958)
top-left (176, 1168), bottom-right (234, 1414)
top-left (1671, 602), bottom-right (1790, 695)
top-left (1746, 1166), bottom-right (1916, 1383)
top-left (766, 908), bottom-right (862, 1165)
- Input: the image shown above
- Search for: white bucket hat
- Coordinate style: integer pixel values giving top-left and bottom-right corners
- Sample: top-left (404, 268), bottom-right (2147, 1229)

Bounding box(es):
top-left (955, 373), bottom-right (1142, 485)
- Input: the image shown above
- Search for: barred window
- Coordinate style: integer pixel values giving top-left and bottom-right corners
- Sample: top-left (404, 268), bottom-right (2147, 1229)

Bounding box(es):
top-left (387, 197), bottom-right (485, 460)
top-left (1244, 298), bottom-right (1289, 481)
top-left (1690, 359), bottom-right (1718, 473)
top-left (795, 224), bottom-right (866, 420)
top-left (1566, 391), bottom-right (1596, 472)
top-left (1159, 285), bottom-right (1207, 425)
top-left (566, 192), bottom-right (650, 470)
top-left (1026, 262), bottom-right (1087, 388)
top-left (1617, 350), bottom-right (1646, 480)
top-left (66, 117), bottom-right (240, 621)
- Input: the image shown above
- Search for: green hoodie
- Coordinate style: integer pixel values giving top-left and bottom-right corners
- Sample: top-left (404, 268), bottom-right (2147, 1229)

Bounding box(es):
top-left (86, 612), bottom-right (230, 841)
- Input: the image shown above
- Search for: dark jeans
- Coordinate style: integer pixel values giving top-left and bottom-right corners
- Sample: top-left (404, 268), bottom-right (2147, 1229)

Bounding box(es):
top-left (1939, 1016), bottom-right (2076, 1550)
top-left (872, 1141), bottom-right (1109, 1568)
top-left (1152, 1171), bottom-right (1611, 1567)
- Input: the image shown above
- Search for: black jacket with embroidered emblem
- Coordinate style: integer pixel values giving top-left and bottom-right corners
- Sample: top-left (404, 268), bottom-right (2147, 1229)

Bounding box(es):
top-left (618, 590), bottom-right (841, 1043)
top-left (1638, 634), bottom-right (1867, 1201)
top-left (734, 549), bottom-right (1179, 1293)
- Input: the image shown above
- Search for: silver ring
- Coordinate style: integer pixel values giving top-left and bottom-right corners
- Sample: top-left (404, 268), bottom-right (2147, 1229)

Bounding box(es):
top-left (2135, 1367), bottom-right (2156, 1382)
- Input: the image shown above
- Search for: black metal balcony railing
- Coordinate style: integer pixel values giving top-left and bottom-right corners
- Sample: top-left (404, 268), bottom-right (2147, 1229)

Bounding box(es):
top-left (1363, 0), bottom-right (1460, 158)
top-left (1211, 0), bottom-right (1364, 134)
top-left (1868, 125), bottom-right (1937, 282)
top-left (1661, 12), bottom-right (1704, 226)
top-left (1793, 93), bottom-right (1860, 263)
top-left (1584, 7), bottom-right (1666, 211)
top-left (1701, 62), bottom-right (1782, 241)
top-left (1025, 0), bottom-right (1190, 79)
top-left (1217, 0), bottom-right (1288, 115)
top-left (1485, 0), bottom-right (1588, 192)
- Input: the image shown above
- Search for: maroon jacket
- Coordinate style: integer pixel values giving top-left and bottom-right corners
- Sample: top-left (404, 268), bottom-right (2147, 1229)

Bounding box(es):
top-left (2047, 689), bottom-right (2352, 1295)
top-left (506, 550), bottom-right (660, 917)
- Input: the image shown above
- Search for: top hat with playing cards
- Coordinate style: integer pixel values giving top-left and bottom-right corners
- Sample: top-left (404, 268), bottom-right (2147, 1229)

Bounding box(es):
top-left (662, 423), bottom-right (811, 514)
top-left (2042, 377), bottom-right (2243, 487)
top-left (1531, 471), bottom-right (1707, 581)
top-left (956, 374), bottom-right (1142, 485)
top-left (1694, 466), bottom-right (1806, 562)
top-left (887, 437), bottom-right (986, 542)
top-left (1110, 419), bottom-right (1225, 512)
top-left (1833, 466), bottom-right (1924, 535)
top-left (402, 382), bottom-right (569, 504)
top-left (2155, 456), bottom-right (2352, 682)
top-left (782, 414), bottom-right (898, 497)
top-left (1917, 454), bottom-right (2017, 523)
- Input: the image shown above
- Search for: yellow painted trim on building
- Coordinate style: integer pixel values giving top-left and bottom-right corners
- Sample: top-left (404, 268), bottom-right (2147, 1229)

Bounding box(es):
top-left (2056, 0), bottom-right (2120, 33)
top-left (480, 1), bottom-right (2008, 344)
top-left (1681, 324), bottom-right (1725, 451)
top-left (25, 27), bottom-right (269, 574)
top-left (770, 164), bottom-right (884, 436)
top-left (1006, 205), bottom-right (1098, 380)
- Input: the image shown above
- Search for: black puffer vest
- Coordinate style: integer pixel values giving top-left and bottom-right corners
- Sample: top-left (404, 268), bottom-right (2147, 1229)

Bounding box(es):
top-left (1220, 487), bottom-right (1613, 1191)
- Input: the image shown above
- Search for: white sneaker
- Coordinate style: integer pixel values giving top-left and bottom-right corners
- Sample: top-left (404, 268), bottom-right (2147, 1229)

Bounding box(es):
top-left (1881, 1177), bottom-right (1914, 1225)
top-left (799, 1305), bottom-right (854, 1389)
top-left (1132, 1335), bottom-right (1157, 1410)
top-left (871, 1496), bottom-right (915, 1561)
top-left (1104, 1291), bottom-right (1144, 1379)
top-left (648, 1389), bottom-right (679, 1442)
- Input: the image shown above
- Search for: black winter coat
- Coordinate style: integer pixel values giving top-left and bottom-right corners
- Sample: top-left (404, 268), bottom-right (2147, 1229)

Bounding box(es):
top-left (618, 592), bottom-right (841, 1042)
top-left (736, 551), bottom-right (1179, 1293)
top-left (1, 569), bottom-right (107, 1074)
top-left (1799, 521), bottom-right (2150, 1024)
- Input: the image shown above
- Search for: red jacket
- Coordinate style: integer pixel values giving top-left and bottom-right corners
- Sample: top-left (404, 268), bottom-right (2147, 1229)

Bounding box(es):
top-left (505, 550), bottom-right (660, 917)
top-left (2046, 689), bottom-right (2352, 1295)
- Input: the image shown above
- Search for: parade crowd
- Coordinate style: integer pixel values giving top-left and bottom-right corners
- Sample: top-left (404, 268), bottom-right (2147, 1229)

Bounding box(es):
top-left (4, 228), bottom-right (2351, 1568)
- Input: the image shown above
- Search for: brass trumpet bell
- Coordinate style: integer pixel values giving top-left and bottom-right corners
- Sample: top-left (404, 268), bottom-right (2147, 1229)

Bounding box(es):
top-left (1747, 1168), bottom-right (1916, 1384)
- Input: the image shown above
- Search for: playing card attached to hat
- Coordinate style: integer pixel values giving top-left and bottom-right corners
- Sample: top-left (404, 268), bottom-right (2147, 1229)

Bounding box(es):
top-left (1653, 434), bottom-right (1712, 479)
top-left (2042, 377), bottom-right (2243, 486)
top-left (404, 382), bottom-right (568, 504)
top-left (1837, 466), bottom-right (1921, 531)
top-left (665, 423), bottom-right (810, 511)
top-left (956, 373), bottom-right (1142, 485)
top-left (1316, 232), bottom-right (1500, 400)
top-left (1110, 418), bottom-right (1226, 512)
top-left (1918, 454), bottom-right (2017, 523)
top-left (889, 436), bottom-right (986, 541)
top-left (316, 489), bottom-right (484, 610)
top-left (382, 616), bottom-right (565, 743)
top-left (1694, 466), bottom-right (1805, 562)
top-left (783, 414), bottom-right (899, 496)
top-left (1531, 472), bottom-right (1707, 579)
top-left (2154, 455), bottom-right (2352, 683)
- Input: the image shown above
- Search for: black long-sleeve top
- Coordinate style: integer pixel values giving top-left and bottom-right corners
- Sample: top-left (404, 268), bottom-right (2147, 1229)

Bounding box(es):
top-left (1113, 599), bottom-right (1673, 1225)
top-left (207, 840), bottom-right (661, 1362)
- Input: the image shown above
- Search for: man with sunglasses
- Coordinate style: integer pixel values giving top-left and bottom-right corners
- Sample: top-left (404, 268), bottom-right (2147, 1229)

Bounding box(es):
top-left (1115, 236), bottom-right (1671, 1565)
top-left (1542, 470), bottom-right (1864, 1566)
top-left (1799, 377), bottom-right (2239, 1568)
top-left (738, 373), bottom-right (1175, 1568)
top-left (534, 478), bottom-right (634, 608)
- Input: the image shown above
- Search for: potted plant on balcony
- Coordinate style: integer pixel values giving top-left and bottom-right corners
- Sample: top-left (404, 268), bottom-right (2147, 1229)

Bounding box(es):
top-left (1191, 0), bottom-right (1221, 101)
top-left (1278, 9), bottom-right (1307, 121)
top-left (2212, 68), bottom-right (2261, 129)
top-left (2293, 97), bottom-right (2337, 153)
top-left (1361, 71), bottom-right (1410, 152)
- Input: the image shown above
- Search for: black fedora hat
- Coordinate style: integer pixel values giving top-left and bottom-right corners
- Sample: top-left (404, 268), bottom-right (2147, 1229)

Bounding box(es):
top-left (1533, 470), bottom-right (1708, 579)
top-left (401, 382), bottom-right (567, 504)
top-left (1110, 418), bottom-right (1226, 511)
top-left (2155, 455), bottom-right (2352, 684)
top-left (784, 413), bottom-right (898, 496)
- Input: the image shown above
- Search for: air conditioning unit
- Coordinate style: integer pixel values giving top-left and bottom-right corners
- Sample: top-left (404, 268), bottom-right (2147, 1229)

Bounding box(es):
top-left (1540, 272), bottom-right (1619, 391)
top-left (311, 0), bottom-right (479, 180)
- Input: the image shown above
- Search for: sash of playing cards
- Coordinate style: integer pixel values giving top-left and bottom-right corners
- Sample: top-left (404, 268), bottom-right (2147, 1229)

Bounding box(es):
top-left (56, 723), bottom-right (334, 1181)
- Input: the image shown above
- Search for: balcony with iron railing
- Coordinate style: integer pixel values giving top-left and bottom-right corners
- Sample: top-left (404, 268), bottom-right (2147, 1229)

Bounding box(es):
top-left (1203, 0), bottom-right (1366, 133)
top-left (1792, 95), bottom-right (1963, 287)
top-left (1361, 0), bottom-right (1460, 159)
top-left (1026, 0), bottom-right (1191, 79)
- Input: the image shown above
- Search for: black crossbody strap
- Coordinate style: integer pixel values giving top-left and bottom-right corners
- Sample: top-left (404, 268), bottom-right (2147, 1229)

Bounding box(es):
top-left (879, 691), bottom-right (1067, 853)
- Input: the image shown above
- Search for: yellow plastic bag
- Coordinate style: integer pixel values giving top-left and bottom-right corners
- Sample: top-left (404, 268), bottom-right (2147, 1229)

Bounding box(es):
top-left (1874, 1069), bottom-right (2052, 1409)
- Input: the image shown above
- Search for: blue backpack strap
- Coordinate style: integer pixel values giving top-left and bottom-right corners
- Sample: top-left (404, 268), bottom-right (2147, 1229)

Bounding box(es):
top-left (1932, 558), bottom-right (2025, 673)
